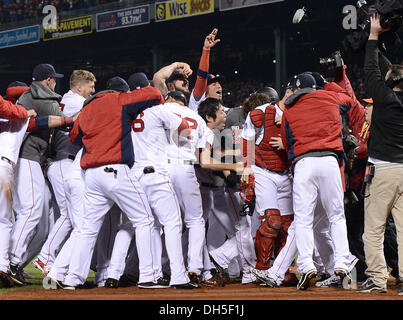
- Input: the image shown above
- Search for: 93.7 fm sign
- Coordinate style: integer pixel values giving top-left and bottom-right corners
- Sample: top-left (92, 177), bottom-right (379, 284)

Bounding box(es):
top-left (96, 5), bottom-right (150, 32)
top-left (155, 0), bottom-right (214, 22)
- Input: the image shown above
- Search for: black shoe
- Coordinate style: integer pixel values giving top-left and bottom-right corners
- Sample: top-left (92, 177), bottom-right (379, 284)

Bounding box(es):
top-left (77, 281), bottom-right (95, 289)
top-left (297, 269), bottom-right (317, 290)
top-left (171, 282), bottom-right (201, 289)
top-left (138, 277), bottom-right (170, 289)
top-left (396, 277), bottom-right (403, 285)
top-left (53, 278), bottom-right (76, 290)
top-left (119, 274), bottom-right (138, 287)
top-left (399, 284), bottom-right (403, 296)
top-left (0, 271), bottom-right (14, 288)
top-left (8, 264), bottom-right (27, 286)
top-left (105, 278), bottom-right (119, 288)
top-left (356, 278), bottom-right (387, 293)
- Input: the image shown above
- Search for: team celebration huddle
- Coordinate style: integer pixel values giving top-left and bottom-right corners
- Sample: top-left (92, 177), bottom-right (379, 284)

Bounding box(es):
top-left (0, 14), bottom-right (403, 297)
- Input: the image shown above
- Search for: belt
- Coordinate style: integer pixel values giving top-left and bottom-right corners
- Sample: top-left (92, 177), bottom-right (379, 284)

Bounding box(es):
top-left (1, 156), bottom-right (15, 167)
top-left (167, 159), bottom-right (194, 165)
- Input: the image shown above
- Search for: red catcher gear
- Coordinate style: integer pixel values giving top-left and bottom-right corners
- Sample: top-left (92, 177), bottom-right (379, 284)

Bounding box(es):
top-left (254, 210), bottom-right (294, 270)
top-left (249, 105), bottom-right (289, 172)
top-left (254, 209), bottom-right (282, 270)
top-left (240, 175), bottom-right (255, 203)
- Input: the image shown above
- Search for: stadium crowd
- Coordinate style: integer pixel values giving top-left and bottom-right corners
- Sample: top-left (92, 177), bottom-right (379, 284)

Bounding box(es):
top-left (0, 0), bottom-right (118, 24)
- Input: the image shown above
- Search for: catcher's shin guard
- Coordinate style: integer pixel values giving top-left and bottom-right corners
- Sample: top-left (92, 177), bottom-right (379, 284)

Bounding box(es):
top-left (254, 209), bottom-right (281, 270)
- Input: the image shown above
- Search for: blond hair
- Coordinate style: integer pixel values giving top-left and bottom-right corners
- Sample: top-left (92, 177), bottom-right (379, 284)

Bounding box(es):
top-left (70, 70), bottom-right (96, 89)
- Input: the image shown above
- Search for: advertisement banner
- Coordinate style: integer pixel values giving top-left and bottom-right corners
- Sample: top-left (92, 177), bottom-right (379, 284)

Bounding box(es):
top-left (96, 5), bottom-right (150, 32)
top-left (0, 25), bottom-right (40, 49)
top-left (219, 0), bottom-right (285, 12)
top-left (43, 15), bottom-right (93, 41)
top-left (155, 0), bottom-right (214, 22)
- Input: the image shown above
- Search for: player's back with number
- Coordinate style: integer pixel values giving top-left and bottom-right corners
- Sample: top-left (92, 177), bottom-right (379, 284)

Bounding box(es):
top-left (131, 104), bottom-right (183, 167)
top-left (164, 102), bottom-right (207, 163)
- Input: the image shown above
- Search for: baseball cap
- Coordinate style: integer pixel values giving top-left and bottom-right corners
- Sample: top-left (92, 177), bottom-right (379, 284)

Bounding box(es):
top-left (165, 90), bottom-right (187, 105)
top-left (128, 72), bottom-right (151, 91)
top-left (362, 98), bottom-right (373, 104)
top-left (207, 74), bottom-right (225, 86)
top-left (106, 76), bottom-right (130, 92)
top-left (287, 73), bottom-right (316, 90)
top-left (165, 70), bottom-right (186, 85)
top-left (32, 63), bottom-right (64, 81)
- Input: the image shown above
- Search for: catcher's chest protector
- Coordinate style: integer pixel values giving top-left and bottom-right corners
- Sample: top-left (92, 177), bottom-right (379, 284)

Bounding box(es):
top-left (250, 106), bottom-right (288, 172)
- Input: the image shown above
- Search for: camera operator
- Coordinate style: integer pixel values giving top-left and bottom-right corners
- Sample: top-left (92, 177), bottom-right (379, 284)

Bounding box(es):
top-left (357, 13), bottom-right (403, 295)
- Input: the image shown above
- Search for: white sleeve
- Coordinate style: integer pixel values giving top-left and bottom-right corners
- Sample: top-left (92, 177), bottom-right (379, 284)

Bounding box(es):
top-left (188, 90), bottom-right (206, 112)
top-left (160, 106), bottom-right (183, 130)
top-left (241, 113), bottom-right (256, 140)
top-left (198, 125), bottom-right (214, 150)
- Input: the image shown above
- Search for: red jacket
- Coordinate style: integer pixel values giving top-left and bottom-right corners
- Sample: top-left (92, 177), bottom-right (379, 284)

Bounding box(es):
top-left (70, 87), bottom-right (164, 170)
top-left (0, 95), bottom-right (28, 121)
top-left (281, 89), bottom-right (353, 161)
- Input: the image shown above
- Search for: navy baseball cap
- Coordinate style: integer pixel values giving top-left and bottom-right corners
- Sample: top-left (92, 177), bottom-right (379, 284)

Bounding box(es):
top-left (207, 74), bottom-right (225, 86)
top-left (165, 70), bottom-right (186, 85)
top-left (128, 72), bottom-right (152, 90)
top-left (106, 76), bottom-right (130, 92)
top-left (32, 63), bottom-right (64, 81)
top-left (287, 73), bottom-right (316, 90)
top-left (165, 90), bottom-right (187, 105)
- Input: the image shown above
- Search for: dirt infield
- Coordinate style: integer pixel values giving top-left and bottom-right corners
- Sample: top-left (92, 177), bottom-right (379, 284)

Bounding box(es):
top-left (1, 278), bottom-right (402, 301)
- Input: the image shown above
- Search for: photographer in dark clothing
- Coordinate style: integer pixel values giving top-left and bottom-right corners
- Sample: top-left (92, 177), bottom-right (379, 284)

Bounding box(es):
top-left (357, 13), bottom-right (403, 295)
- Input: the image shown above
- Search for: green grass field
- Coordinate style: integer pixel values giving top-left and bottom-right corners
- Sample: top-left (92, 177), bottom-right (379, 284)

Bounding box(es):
top-left (0, 259), bottom-right (95, 294)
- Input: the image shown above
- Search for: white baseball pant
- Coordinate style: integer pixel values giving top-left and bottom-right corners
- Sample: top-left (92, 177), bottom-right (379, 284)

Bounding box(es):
top-left (0, 162), bottom-right (14, 273)
top-left (167, 163), bottom-right (205, 276)
top-left (10, 159), bottom-right (46, 267)
top-left (63, 164), bottom-right (157, 287)
top-left (293, 156), bottom-right (350, 274)
top-left (38, 159), bottom-right (73, 266)
top-left (107, 164), bottom-right (189, 285)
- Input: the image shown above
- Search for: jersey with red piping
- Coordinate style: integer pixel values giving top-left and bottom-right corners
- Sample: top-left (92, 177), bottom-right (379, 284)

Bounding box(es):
top-left (69, 86), bottom-right (164, 170)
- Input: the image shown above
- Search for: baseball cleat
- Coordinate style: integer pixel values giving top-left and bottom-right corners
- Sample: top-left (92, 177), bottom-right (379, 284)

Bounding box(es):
top-left (250, 267), bottom-right (279, 288)
top-left (171, 282), bottom-right (201, 289)
top-left (297, 269), bottom-right (317, 290)
top-left (32, 258), bottom-right (50, 276)
top-left (105, 278), bottom-right (119, 288)
top-left (138, 277), bottom-right (170, 289)
top-left (8, 264), bottom-right (28, 286)
top-left (315, 275), bottom-right (342, 288)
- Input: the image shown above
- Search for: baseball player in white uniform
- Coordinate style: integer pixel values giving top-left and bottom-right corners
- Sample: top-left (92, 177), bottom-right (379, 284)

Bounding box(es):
top-left (105, 99), bottom-right (197, 289)
top-left (163, 93), bottom-right (209, 282)
top-left (33, 70), bottom-right (96, 274)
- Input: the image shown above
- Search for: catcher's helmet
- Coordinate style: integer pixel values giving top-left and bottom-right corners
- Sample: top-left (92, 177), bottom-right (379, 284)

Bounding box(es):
top-left (255, 87), bottom-right (279, 104)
